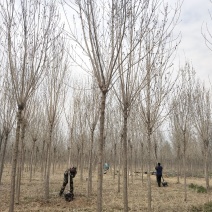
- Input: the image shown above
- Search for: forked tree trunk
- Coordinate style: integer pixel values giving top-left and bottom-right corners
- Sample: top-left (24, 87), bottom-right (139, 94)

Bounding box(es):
top-left (97, 91), bottom-right (107, 212)
top-left (9, 108), bottom-right (23, 212)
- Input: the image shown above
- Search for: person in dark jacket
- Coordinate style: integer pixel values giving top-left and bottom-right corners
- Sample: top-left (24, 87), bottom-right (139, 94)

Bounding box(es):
top-left (59, 167), bottom-right (77, 199)
top-left (155, 163), bottom-right (163, 187)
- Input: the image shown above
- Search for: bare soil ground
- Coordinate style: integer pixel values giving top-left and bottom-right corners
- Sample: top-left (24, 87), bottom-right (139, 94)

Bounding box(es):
top-left (0, 166), bottom-right (211, 212)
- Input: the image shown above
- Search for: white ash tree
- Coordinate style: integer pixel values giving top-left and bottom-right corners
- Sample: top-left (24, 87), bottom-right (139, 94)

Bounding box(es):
top-left (0, 75), bottom-right (16, 186)
top-left (0, 0), bottom-right (63, 210)
top-left (170, 62), bottom-right (196, 201)
top-left (63, 1), bottom-right (130, 210)
top-left (42, 35), bottom-right (68, 200)
top-left (192, 82), bottom-right (212, 192)
top-left (112, 0), bottom-right (153, 208)
top-left (137, 1), bottom-right (181, 210)
top-left (169, 104), bottom-right (183, 183)
top-left (84, 84), bottom-right (100, 197)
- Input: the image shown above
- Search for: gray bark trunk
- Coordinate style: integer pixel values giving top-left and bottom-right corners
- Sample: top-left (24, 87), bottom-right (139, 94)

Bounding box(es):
top-left (122, 107), bottom-right (128, 212)
top-left (87, 129), bottom-right (94, 197)
top-left (9, 108), bottom-right (22, 212)
top-left (0, 133), bottom-right (8, 185)
top-left (97, 91), bottom-right (107, 212)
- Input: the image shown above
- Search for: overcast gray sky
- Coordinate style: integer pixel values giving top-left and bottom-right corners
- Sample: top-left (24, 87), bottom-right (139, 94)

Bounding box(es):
top-left (62, 0), bottom-right (212, 86)
top-left (174, 0), bottom-right (212, 87)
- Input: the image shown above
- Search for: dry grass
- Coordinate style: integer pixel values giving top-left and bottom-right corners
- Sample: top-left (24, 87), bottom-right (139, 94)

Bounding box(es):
top-left (0, 166), bottom-right (211, 212)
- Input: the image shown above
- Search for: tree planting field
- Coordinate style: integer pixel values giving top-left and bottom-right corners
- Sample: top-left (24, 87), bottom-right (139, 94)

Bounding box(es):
top-left (0, 166), bottom-right (211, 212)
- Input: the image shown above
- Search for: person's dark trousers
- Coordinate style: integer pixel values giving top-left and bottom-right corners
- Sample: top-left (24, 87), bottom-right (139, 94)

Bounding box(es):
top-left (156, 175), bottom-right (162, 187)
top-left (69, 176), bottom-right (74, 195)
top-left (59, 172), bottom-right (68, 196)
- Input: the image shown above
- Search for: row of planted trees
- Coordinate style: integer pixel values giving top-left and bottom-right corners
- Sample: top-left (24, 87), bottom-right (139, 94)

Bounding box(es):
top-left (0, 69), bottom-right (212, 208)
top-left (0, 0), bottom-right (212, 212)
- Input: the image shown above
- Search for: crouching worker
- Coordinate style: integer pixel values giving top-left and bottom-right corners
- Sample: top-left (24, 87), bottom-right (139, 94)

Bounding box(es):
top-left (59, 167), bottom-right (77, 201)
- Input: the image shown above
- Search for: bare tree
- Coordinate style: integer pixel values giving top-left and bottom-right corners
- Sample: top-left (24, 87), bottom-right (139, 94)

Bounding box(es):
top-left (63, 1), bottom-right (129, 210)
top-left (137, 1), bottom-right (181, 210)
top-left (42, 36), bottom-right (68, 200)
top-left (170, 62), bottom-right (195, 201)
top-left (84, 85), bottom-right (100, 197)
top-left (111, 0), bottom-right (150, 207)
top-left (0, 76), bottom-right (16, 185)
top-left (169, 110), bottom-right (183, 183)
top-left (192, 82), bottom-right (211, 192)
top-left (0, 1), bottom-right (62, 210)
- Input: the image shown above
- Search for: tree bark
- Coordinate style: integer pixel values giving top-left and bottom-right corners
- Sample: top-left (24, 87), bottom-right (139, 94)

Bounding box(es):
top-left (0, 133), bottom-right (8, 185)
top-left (97, 91), bottom-right (107, 212)
top-left (15, 121), bottom-right (26, 204)
top-left (122, 107), bottom-right (128, 212)
top-left (204, 143), bottom-right (209, 192)
top-left (9, 108), bottom-right (22, 212)
top-left (183, 132), bottom-right (187, 202)
top-left (113, 143), bottom-right (117, 180)
top-left (87, 128), bottom-right (94, 197)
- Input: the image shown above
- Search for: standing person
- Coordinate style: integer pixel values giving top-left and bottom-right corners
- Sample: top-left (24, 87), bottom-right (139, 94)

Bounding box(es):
top-left (59, 167), bottom-right (77, 200)
top-left (155, 163), bottom-right (163, 187)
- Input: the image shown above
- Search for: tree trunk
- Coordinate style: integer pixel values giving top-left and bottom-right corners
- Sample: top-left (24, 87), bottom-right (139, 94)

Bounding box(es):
top-left (0, 134), bottom-right (4, 153)
top-left (204, 144), bottom-right (209, 192)
top-left (97, 91), bottom-right (107, 212)
top-left (141, 142), bottom-right (144, 183)
top-left (68, 127), bottom-right (73, 167)
top-left (30, 140), bottom-right (36, 182)
top-left (118, 139), bottom-right (122, 193)
top-left (130, 143), bottom-right (133, 184)
top-left (147, 130), bottom-right (152, 211)
top-left (0, 133), bottom-right (8, 185)
top-left (147, 65), bottom-right (152, 212)
top-left (113, 143), bottom-right (116, 180)
top-left (177, 145), bottom-right (180, 183)
top-left (41, 140), bottom-right (45, 180)
top-left (15, 121), bottom-right (26, 204)
top-left (87, 129), bottom-right (94, 197)
top-left (122, 107), bottom-right (128, 212)
top-left (9, 108), bottom-right (22, 212)
top-left (44, 126), bottom-right (53, 201)
top-left (80, 140), bottom-right (84, 182)
top-left (183, 132), bottom-right (187, 202)
top-left (52, 147), bottom-right (56, 175)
